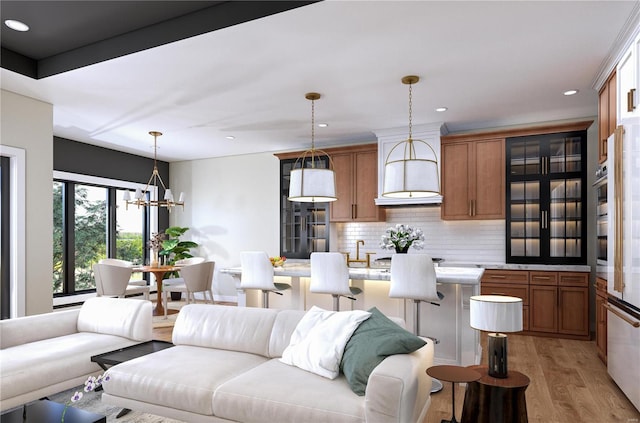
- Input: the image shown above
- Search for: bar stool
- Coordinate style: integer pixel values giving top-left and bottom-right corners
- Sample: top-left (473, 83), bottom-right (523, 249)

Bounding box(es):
top-left (310, 252), bottom-right (362, 311)
top-left (240, 251), bottom-right (291, 308)
top-left (389, 253), bottom-right (445, 393)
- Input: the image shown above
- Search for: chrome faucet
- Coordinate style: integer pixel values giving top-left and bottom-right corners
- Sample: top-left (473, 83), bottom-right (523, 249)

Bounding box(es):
top-left (345, 239), bottom-right (374, 267)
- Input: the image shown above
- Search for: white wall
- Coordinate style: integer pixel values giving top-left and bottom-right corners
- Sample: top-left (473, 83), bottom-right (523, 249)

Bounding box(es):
top-left (169, 152), bottom-right (280, 301)
top-left (0, 89), bottom-right (53, 315)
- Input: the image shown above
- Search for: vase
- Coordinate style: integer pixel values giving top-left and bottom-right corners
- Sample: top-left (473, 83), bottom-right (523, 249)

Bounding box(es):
top-left (395, 246), bottom-right (410, 254)
top-left (151, 249), bottom-right (159, 267)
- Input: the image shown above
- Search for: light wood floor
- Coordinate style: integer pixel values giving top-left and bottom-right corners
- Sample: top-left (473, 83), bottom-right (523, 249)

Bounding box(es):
top-left (152, 323), bottom-right (640, 423)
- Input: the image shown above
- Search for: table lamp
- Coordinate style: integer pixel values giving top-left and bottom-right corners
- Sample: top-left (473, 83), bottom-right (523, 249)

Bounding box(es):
top-left (470, 295), bottom-right (523, 378)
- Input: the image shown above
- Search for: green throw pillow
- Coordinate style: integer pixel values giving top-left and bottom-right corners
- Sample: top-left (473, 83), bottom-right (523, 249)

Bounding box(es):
top-left (340, 307), bottom-right (427, 396)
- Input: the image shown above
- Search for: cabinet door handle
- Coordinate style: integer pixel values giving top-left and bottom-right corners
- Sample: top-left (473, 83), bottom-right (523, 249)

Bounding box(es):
top-left (352, 204), bottom-right (357, 219)
top-left (628, 88), bottom-right (636, 112)
top-left (602, 138), bottom-right (607, 156)
top-left (468, 200), bottom-right (473, 217)
top-left (472, 200), bottom-right (476, 216)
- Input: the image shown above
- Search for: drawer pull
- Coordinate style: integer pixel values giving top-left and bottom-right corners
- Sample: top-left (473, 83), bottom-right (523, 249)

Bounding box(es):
top-left (490, 275), bottom-right (507, 279)
top-left (604, 303), bottom-right (640, 328)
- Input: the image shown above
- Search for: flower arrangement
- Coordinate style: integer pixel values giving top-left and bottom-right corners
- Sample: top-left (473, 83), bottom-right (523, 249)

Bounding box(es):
top-left (147, 232), bottom-right (166, 251)
top-left (379, 224), bottom-right (425, 253)
top-left (62, 373), bottom-right (110, 422)
top-left (270, 256), bottom-right (287, 267)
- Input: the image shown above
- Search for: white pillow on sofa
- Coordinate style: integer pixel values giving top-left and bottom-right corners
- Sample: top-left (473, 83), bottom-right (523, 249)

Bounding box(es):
top-left (280, 306), bottom-right (371, 379)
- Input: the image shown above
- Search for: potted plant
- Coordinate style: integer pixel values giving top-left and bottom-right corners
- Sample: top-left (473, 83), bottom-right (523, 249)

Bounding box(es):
top-left (159, 226), bottom-right (199, 300)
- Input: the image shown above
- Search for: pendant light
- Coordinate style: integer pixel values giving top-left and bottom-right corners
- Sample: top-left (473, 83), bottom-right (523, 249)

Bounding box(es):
top-left (382, 76), bottom-right (440, 198)
top-left (288, 93), bottom-right (337, 203)
top-left (123, 131), bottom-right (185, 211)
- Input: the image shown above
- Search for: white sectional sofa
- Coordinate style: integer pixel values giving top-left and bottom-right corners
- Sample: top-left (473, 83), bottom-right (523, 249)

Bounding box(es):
top-left (102, 304), bottom-right (434, 423)
top-left (0, 297), bottom-right (152, 411)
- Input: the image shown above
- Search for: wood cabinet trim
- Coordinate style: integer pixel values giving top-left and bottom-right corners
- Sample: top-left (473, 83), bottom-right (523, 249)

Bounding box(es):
top-left (274, 143), bottom-right (377, 160)
top-left (441, 120), bottom-right (593, 143)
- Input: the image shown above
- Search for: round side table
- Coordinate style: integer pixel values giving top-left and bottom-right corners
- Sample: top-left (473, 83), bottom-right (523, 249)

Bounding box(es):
top-left (426, 365), bottom-right (481, 423)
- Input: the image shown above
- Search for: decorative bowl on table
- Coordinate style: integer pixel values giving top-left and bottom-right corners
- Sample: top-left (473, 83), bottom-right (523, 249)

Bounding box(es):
top-left (270, 256), bottom-right (286, 267)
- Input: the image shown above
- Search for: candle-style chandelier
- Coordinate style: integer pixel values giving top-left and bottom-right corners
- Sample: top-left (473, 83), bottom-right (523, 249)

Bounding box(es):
top-left (123, 131), bottom-right (184, 211)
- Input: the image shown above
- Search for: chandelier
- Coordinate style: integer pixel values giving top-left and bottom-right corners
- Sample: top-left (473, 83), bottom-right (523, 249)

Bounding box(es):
top-left (288, 92), bottom-right (337, 203)
top-left (382, 75), bottom-right (440, 198)
top-left (123, 131), bottom-right (184, 211)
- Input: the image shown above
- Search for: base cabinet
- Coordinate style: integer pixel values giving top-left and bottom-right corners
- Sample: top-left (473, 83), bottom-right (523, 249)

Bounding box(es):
top-left (481, 269), bottom-right (589, 339)
top-left (595, 276), bottom-right (608, 363)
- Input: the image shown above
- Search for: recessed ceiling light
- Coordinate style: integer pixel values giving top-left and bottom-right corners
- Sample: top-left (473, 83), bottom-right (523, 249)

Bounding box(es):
top-left (318, 123), bottom-right (328, 128)
top-left (5, 19), bottom-right (29, 32)
top-left (435, 107), bottom-right (448, 112)
top-left (563, 89), bottom-right (579, 96)
top-left (225, 136), bottom-right (235, 140)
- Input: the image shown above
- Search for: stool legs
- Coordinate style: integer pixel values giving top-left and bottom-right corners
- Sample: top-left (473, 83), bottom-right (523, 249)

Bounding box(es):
top-left (414, 300), bottom-right (443, 394)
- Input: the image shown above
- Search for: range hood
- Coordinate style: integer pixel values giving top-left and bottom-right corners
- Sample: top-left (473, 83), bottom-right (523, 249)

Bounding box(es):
top-left (374, 122), bottom-right (444, 206)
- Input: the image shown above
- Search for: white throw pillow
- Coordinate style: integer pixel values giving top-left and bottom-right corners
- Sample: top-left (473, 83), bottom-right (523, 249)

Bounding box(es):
top-left (280, 306), bottom-right (371, 379)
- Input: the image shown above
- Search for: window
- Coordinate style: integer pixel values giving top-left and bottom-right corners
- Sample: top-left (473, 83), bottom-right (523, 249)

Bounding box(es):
top-left (53, 172), bottom-right (155, 297)
top-left (1, 156), bottom-right (10, 319)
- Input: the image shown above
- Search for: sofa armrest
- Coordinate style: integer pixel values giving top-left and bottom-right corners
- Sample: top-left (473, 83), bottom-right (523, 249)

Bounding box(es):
top-left (0, 308), bottom-right (80, 349)
top-left (364, 339), bottom-right (434, 423)
top-left (77, 297), bottom-right (152, 341)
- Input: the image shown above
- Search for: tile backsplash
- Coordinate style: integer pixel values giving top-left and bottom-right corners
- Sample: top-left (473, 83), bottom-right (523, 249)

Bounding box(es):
top-left (335, 206), bottom-right (505, 263)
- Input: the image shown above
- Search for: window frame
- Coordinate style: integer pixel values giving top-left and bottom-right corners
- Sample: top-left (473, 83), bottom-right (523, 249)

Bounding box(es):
top-left (53, 171), bottom-right (158, 306)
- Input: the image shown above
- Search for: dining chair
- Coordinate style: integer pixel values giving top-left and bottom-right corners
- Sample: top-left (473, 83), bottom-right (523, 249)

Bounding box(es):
top-left (163, 261), bottom-right (215, 317)
top-left (388, 253), bottom-right (444, 393)
top-left (93, 262), bottom-right (150, 300)
top-left (98, 258), bottom-right (146, 286)
top-left (240, 251), bottom-right (291, 308)
top-left (162, 256), bottom-right (206, 291)
top-left (310, 252), bottom-right (362, 311)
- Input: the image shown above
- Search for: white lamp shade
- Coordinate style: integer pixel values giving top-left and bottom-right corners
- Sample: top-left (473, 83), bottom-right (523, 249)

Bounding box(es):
top-left (178, 192), bottom-right (185, 202)
top-left (382, 158), bottom-right (439, 198)
top-left (134, 188), bottom-right (144, 200)
top-left (470, 295), bottom-right (523, 333)
top-left (288, 168), bottom-right (337, 202)
top-left (122, 190), bottom-right (131, 201)
top-left (164, 189), bottom-right (173, 201)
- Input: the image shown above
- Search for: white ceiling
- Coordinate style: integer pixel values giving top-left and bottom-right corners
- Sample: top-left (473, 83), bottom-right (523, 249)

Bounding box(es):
top-left (1, 1), bottom-right (637, 162)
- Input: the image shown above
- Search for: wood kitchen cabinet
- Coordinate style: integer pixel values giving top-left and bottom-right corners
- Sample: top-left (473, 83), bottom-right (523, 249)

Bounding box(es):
top-left (529, 271), bottom-right (589, 339)
top-left (598, 70), bottom-right (616, 163)
top-left (440, 137), bottom-right (505, 220)
top-left (595, 276), bottom-right (608, 364)
top-left (329, 144), bottom-right (385, 222)
top-left (481, 269), bottom-right (589, 340)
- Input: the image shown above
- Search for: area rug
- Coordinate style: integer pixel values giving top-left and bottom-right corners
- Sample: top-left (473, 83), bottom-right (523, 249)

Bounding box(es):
top-left (48, 386), bottom-right (185, 422)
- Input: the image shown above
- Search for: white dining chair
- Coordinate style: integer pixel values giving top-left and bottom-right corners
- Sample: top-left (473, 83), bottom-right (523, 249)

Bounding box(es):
top-left (163, 261), bottom-right (215, 317)
top-left (240, 251), bottom-right (291, 308)
top-left (98, 258), bottom-right (146, 286)
top-left (162, 256), bottom-right (206, 292)
top-left (310, 252), bottom-right (362, 311)
top-left (93, 262), bottom-right (150, 300)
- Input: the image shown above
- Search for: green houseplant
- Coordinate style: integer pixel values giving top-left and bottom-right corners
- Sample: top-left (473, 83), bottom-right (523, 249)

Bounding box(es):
top-left (159, 226), bottom-right (199, 300)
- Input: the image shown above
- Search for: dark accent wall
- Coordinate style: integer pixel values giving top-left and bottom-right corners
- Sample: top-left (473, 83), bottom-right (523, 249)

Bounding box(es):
top-left (53, 137), bottom-right (169, 230)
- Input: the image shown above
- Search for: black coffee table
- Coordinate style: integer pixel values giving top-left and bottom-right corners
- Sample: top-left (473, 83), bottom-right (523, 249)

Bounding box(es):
top-left (90, 340), bottom-right (174, 417)
top-left (1, 399), bottom-right (105, 423)
top-left (91, 340), bottom-right (174, 371)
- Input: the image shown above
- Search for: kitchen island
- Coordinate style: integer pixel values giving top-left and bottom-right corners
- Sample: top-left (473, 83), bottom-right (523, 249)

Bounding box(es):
top-left (220, 263), bottom-right (484, 367)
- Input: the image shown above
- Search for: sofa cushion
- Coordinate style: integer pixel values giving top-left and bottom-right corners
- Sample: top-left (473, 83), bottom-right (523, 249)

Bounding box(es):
top-left (340, 307), bottom-right (427, 396)
top-left (0, 332), bottom-right (136, 402)
top-left (280, 306), bottom-right (371, 379)
top-left (172, 304), bottom-right (278, 357)
top-left (77, 297), bottom-right (152, 342)
top-left (268, 309), bottom-right (306, 358)
top-left (213, 358), bottom-right (365, 423)
top-left (0, 309), bottom-right (79, 349)
top-left (104, 345), bottom-right (268, 416)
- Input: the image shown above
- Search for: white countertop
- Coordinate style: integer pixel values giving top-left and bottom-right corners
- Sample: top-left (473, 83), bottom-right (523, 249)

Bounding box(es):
top-left (220, 264), bottom-right (484, 285)
top-left (439, 261), bottom-right (591, 273)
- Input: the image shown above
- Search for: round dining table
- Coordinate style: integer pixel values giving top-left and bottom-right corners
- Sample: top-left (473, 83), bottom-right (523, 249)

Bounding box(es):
top-left (138, 265), bottom-right (179, 316)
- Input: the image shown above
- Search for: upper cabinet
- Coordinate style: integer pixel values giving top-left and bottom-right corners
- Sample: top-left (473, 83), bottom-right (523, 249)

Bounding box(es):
top-left (329, 144), bottom-right (385, 222)
top-left (616, 31), bottom-right (640, 122)
top-left (598, 70), bottom-right (616, 163)
top-left (440, 137), bottom-right (505, 220)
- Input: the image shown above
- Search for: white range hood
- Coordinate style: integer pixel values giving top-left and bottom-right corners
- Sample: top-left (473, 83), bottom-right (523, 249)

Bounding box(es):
top-left (374, 122), bottom-right (444, 206)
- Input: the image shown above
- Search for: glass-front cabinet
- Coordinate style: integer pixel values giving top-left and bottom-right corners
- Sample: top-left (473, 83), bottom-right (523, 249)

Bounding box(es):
top-left (280, 158), bottom-right (330, 259)
top-left (506, 131), bottom-right (587, 264)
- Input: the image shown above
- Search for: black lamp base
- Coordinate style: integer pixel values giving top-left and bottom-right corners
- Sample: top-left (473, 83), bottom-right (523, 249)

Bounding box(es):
top-left (487, 333), bottom-right (508, 378)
